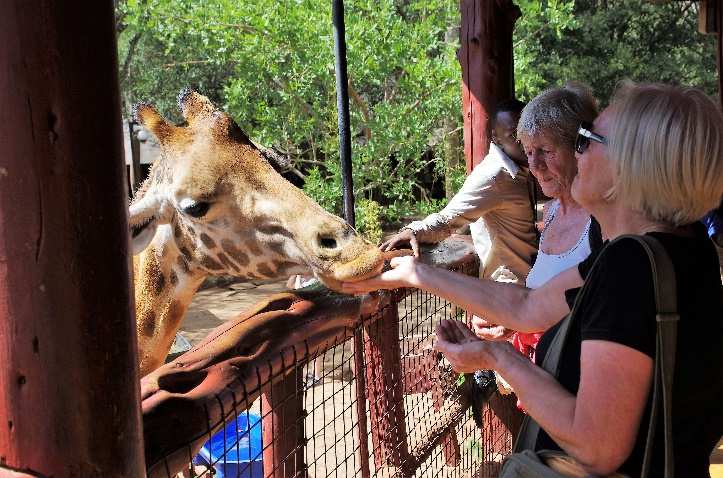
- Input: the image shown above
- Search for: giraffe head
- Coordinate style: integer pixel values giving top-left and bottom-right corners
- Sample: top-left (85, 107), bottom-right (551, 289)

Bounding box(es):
top-left (128, 89), bottom-right (383, 290)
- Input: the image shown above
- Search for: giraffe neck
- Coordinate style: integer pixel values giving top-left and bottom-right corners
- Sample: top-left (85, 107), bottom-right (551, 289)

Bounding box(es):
top-left (134, 228), bottom-right (206, 377)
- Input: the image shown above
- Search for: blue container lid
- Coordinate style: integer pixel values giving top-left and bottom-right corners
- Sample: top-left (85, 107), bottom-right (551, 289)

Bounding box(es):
top-left (196, 412), bottom-right (263, 466)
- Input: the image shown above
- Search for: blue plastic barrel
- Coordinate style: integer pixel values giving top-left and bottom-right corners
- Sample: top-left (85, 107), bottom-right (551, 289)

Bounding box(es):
top-left (193, 412), bottom-right (263, 478)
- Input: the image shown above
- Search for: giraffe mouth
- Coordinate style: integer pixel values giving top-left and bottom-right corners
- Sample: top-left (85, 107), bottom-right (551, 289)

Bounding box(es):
top-left (314, 248), bottom-right (386, 292)
top-left (131, 215), bottom-right (155, 238)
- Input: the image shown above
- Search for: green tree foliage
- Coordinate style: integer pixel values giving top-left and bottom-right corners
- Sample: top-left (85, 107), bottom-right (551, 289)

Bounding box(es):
top-left (514, 1), bottom-right (717, 103)
top-left (116, 0), bottom-right (462, 233)
top-left (117, 0), bottom-right (717, 229)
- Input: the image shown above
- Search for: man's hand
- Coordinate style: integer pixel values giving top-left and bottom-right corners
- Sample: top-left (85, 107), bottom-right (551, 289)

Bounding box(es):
top-left (471, 315), bottom-right (515, 341)
top-left (434, 319), bottom-right (508, 373)
top-left (380, 229), bottom-right (419, 257)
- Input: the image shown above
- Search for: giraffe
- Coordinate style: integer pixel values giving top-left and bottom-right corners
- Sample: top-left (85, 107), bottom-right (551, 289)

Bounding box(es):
top-left (129, 89), bottom-right (384, 377)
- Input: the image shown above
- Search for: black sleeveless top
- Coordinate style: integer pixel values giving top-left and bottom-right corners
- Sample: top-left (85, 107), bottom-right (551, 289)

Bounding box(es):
top-left (534, 225), bottom-right (723, 477)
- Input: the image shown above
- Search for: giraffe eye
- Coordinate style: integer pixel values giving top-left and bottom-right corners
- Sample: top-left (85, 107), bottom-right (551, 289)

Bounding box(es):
top-left (179, 199), bottom-right (211, 218)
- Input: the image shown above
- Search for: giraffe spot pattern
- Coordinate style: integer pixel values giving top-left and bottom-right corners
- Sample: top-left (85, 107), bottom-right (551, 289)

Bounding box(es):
top-left (167, 300), bottom-right (184, 324)
top-left (201, 255), bottom-right (223, 271)
top-left (199, 233), bottom-right (216, 249)
top-left (153, 272), bottom-right (166, 296)
top-left (267, 241), bottom-right (286, 257)
top-left (257, 224), bottom-right (293, 239)
top-left (273, 261), bottom-right (298, 275)
top-left (256, 262), bottom-right (275, 278)
top-left (216, 252), bottom-right (239, 272)
top-left (179, 246), bottom-right (193, 261)
top-left (176, 255), bottom-right (189, 273)
top-left (141, 311), bottom-right (157, 338)
top-left (247, 241), bottom-right (263, 257)
top-left (221, 239), bottom-right (250, 266)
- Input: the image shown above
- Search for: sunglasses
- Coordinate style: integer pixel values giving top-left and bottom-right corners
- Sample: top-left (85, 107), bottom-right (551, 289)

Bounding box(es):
top-left (575, 121), bottom-right (607, 154)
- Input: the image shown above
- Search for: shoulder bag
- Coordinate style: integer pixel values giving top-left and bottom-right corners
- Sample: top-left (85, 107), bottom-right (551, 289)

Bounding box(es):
top-left (499, 235), bottom-right (678, 478)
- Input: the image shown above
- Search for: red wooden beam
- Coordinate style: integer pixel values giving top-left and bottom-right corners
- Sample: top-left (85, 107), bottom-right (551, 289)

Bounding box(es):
top-left (0, 2), bottom-right (144, 476)
top-left (459, 0), bottom-right (520, 173)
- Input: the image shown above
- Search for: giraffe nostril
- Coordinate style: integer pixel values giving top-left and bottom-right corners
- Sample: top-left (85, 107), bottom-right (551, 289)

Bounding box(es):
top-left (318, 235), bottom-right (338, 249)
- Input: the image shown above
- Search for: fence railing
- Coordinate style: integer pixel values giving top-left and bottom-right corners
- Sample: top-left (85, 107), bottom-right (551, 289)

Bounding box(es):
top-left (141, 236), bottom-right (516, 478)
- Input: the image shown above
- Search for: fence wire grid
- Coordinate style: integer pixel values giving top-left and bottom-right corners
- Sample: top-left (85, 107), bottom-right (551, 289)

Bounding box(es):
top-left (156, 262), bottom-right (517, 478)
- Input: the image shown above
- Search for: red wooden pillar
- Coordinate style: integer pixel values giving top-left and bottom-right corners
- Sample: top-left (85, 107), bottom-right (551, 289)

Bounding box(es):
top-left (458, 0), bottom-right (522, 463)
top-left (262, 372), bottom-right (306, 478)
top-left (459, 0), bottom-right (521, 173)
top-left (0, 2), bottom-right (144, 477)
top-left (364, 304), bottom-right (410, 472)
top-left (717, 0), bottom-right (723, 107)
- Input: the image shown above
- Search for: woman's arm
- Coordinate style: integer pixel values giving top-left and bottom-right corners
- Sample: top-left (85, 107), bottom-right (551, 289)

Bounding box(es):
top-left (436, 321), bottom-right (653, 475)
top-left (341, 256), bottom-right (582, 333)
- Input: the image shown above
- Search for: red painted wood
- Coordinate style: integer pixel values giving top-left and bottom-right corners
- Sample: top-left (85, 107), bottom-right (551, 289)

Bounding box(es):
top-left (459, 0), bottom-right (520, 174)
top-left (718, 0), bottom-right (723, 107)
top-left (460, 0), bottom-right (475, 175)
top-left (353, 331), bottom-right (372, 478)
top-left (429, 352), bottom-right (461, 467)
top-left (0, 2), bottom-right (144, 476)
top-left (364, 305), bottom-right (410, 468)
top-left (262, 372), bottom-right (305, 478)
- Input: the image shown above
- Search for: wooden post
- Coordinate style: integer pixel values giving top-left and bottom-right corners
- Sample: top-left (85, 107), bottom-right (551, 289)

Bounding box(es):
top-left (261, 372), bottom-right (306, 478)
top-left (0, 2), bottom-right (144, 477)
top-left (353, 331), bottom-right (372, 478)
top-left (459, 0), bottom-right (522, 465)
top-left (364, 303), bottom-right (410, 472)
top-left (717, 0), bottom-right (723, 107)
top-left (459, 0), bottom-right (521, 173)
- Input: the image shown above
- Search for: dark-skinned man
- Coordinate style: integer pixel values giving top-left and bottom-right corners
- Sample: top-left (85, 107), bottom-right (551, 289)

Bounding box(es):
top-left (383, 99), bottom-right (538, 283)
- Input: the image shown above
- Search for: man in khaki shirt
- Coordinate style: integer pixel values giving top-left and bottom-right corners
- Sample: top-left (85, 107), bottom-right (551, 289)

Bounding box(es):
top-left (383, 100), bottom-right (538, 282)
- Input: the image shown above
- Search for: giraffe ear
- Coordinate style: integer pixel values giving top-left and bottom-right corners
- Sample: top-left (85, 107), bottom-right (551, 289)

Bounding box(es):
top-left (177, 88), bottom-right (215, 126)
top-left (128, 194), bottom-right (162, 255)
top-left (134, 103), bottom-right (174, 145)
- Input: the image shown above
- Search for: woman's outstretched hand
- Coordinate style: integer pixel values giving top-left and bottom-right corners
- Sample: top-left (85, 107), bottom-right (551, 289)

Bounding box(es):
top-left (435, 319), bottom-right (506, 373)
top-left (340, 255), bottom-right (421, 295)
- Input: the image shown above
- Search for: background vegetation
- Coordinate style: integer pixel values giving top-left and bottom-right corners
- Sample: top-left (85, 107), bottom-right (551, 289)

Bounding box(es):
top-left (116, 0), bottom-right (717, 239)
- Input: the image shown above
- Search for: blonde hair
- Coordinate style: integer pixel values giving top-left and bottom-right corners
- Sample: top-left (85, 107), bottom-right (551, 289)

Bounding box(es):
top-left (517, 81), bottom-right (598, 150)
top-left (607, 82), bottom-right (723, 226)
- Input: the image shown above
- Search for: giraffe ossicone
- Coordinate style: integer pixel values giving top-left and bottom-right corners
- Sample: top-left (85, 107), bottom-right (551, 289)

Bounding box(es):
top-left (128, 89), bottom-right (384, 376)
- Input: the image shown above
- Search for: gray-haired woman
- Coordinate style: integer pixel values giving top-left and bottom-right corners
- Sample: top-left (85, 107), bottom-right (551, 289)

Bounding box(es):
top-left (473, 83), bottom-right (601, 359)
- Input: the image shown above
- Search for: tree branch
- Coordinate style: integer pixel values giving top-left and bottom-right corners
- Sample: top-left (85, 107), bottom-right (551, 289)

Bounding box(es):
top-left (347, 77), bottom-right (372, 139)
top-left (121, 32), bottom-right (143, 81)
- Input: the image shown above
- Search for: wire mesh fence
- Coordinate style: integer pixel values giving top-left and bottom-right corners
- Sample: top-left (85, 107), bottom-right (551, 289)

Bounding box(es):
top-left (143, 239), bottom-right (517, 478)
